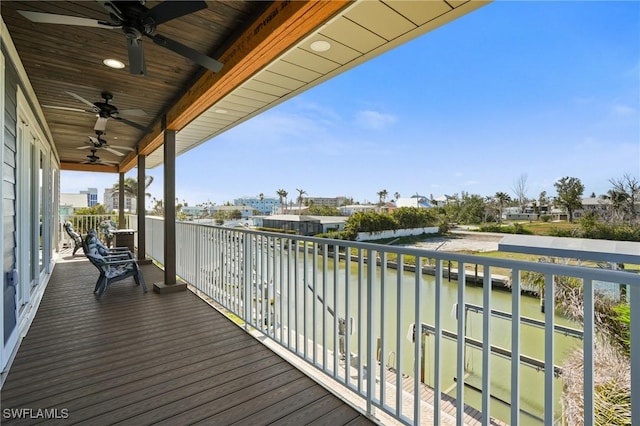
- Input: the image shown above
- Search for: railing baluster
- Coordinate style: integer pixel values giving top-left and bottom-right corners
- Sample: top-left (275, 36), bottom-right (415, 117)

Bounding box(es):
top-left (322, 243), bottom-right (328, 371)
top-left (583, 278), bottom-right (594, 426)
top-left (481, 265), bottom-right (491, 425)
top-left (456, 261), bottom-right (465, 426)
top-left (511, 268), bottom-right (521, 426)
top-left (434, 259), bottom-right (442, 426)
top-left (313, 243), bottom-right (318, 366)
top-left (396, 253), bottom-right (404, 419)
top-left (631, 280), bottom-right (639, 424)
top-left (367, 249), bottom-right (376, 415)
top-left (380, 251), bottom-right (387, 409)
top-left (345, 245), bottom-right (352, 389)
top-left (414, 255), bottom-right (422, 425)
top-left (333, 243), bottom-right (339, 379)
top-left (544, 273), bottom-right (555, 426)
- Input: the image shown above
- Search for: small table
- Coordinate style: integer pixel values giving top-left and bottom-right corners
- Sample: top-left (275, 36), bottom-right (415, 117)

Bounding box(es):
top-left (111, 229), bottom-right (136, 252)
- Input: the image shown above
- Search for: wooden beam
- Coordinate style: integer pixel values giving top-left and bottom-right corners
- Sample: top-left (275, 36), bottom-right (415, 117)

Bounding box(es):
top-left (60, 162), bottom-right (117, 173)
top-left (120, 0), bottom-right (349, 173)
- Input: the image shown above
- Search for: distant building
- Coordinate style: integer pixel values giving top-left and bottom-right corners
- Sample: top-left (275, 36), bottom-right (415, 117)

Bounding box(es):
top-left (59, 193), bottom-right (88, 217)
top-left (103, 188), bottom-right (136, 213)
top-left (396, 195), bottom-right (432, 208)
top-left (79, 187), bottom-right (98, 207)
top-left (254, 215), bottom-right (347, 236)
top-left (210, 205), bottom-right (254, 218)
top-left (339, 204), bottom-right (377, 216)
top-left (181, 206), bottom-right (205, 218)
top-left (234, 196), bottom-right (279, 215)
top-left (304, 196), bottom-right (347, 208)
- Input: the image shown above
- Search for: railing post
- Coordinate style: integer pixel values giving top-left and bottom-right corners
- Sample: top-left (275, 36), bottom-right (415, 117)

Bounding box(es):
top-left (243, 232), bottom-right (251, 329)
top-left (631, 282), bottom-right (640, 424)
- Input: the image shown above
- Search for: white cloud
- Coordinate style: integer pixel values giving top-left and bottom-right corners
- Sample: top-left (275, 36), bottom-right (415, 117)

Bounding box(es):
top-left (355, 110), bottom-right (397, 130)
top-left (611, 104), bottom-right (636, 116)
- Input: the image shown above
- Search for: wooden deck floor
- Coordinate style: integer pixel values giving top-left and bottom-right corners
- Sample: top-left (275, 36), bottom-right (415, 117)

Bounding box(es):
top-left (1, 254), bottom-right (375, 425)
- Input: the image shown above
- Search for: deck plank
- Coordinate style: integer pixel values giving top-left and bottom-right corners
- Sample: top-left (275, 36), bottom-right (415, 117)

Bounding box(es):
top-left (1, 258), bottom-right (373, 426)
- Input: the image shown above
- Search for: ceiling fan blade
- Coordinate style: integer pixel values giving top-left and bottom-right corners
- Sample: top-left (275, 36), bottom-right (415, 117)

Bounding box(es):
top-left (104, 147), bottom-right (125, 157)
top-left (89, 136), bottom-right (101, 145)
top-left (113, 117), bottom-right (150, 132)
top-left (118, 108), bottom-right (148, 118)
top-left (66, 91), bottom-right (98, 110)
top-left (150, 34), bottom-right (223, 73)
top-left (42, 105), bottom-right (89, 113)
top-left (17, 10), bottom-right (119, 28)
top-left (144, 1), bottom-right (208, 26)
top-left (109, 145), bottom-right (135, 152)
top-left (76, 146), bottom-right (92, 150)
top-left (127, 38), bottom-right (147, 76)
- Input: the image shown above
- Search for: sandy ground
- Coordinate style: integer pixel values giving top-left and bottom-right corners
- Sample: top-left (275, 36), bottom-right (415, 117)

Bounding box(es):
top-left (406, 231), bottom-right (504, 253)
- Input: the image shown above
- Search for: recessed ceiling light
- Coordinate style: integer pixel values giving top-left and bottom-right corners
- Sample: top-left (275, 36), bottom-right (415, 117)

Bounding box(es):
top-left (214, 109), bottom-right (228, 114)
top-left (103, 58), bottom-right (125, 69)
top-left (310, 40), bottom-right (331, 52)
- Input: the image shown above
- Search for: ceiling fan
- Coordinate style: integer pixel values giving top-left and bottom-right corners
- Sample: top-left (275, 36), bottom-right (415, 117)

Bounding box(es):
top-left (43, 91), bottom-right (149, 133)
top-left (17, 1), bottom-right (223, 76)
top-left (82, 149), bottom-right (119, 166)
top-left (76, 134), bottom-right (135, 157)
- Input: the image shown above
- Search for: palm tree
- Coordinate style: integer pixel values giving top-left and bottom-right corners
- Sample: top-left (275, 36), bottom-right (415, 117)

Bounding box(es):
top-left (276, 189), bottom-right (288, 214)
top-left (377, 189), bottom-right (388, 206)
top-left (112, 176), bottom-right (154, 199)
top-left (394, 192), bottom-right (401, 202)
top-left (495, 191), bottom-right (511, 223)
top-left (296, 188), bottom-right (307, 215)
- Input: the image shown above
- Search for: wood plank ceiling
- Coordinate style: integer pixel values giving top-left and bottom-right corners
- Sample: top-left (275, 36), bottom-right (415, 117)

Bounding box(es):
top-left (1, 0), bottom-right (489, 174)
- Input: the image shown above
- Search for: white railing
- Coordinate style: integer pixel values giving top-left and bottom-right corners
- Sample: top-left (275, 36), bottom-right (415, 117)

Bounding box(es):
top-left (59, 214), bottom-right (134, 247)
top-left (145, 217), bottom-right (639, 426)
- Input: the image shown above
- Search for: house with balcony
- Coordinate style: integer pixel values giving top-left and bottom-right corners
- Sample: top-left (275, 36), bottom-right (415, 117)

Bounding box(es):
top-left (1, 1), bottom-right (638, 425)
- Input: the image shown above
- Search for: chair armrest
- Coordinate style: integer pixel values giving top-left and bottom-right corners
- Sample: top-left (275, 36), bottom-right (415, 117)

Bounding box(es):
top-left (104, 258), bottom-right (139, 266)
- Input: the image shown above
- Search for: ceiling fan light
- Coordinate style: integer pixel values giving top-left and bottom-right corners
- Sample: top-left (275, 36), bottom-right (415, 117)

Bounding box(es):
top-left (103, 58), bottom-right (125, 69)
top-left (310, 40), bottom-right (331, 52)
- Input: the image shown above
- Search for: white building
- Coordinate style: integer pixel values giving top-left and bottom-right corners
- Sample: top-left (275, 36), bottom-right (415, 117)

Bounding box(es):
top-left (234, 196), bottom-right (279, 215)
top-left (396, 195), bottom-right (432, 208)
top-left (103, 188), bottom-right (136, 213)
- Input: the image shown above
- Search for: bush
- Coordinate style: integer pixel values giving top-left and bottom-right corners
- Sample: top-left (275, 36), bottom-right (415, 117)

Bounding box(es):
top-left (315, 230), bottom-right (355, 240)
top-left (540, 215), bottom-right (551, 222)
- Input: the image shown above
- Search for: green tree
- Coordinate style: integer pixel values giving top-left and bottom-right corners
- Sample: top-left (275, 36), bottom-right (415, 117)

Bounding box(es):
top-left (112, 176), bottom-right (154, 199)
top-left (73, 204), bottom-right (106, 215)
top-left (308, 205), bottom-right (340, 216)
top-left (377, 189), bottom-right (388, 206)
top-left (391, 207), bottom-right (437, 229)
top-left (494, 192), bottom-right (511, 223)
top-left (554, 176), bottom-right (584, 223)
top-left (538, 191), bottom-right (549, 214)
top-left (394, 192), bottom-right (401, 201)
top-left (344, 211), bottom-right (397, 235)
top-left (457, 193), bottom-right (487, 225)
top-left (276, 189), bottom-right (288, 214)
top-left (296, 188), bottom-right (307, 215)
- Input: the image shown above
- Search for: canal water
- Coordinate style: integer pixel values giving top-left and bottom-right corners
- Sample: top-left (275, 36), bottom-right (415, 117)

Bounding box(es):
top-left (252, 248), bottom-right (581, 425)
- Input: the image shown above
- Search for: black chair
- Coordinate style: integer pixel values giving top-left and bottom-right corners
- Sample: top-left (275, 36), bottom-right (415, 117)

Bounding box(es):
top-left (63, 222), bottom-right (83, 256)
top-left (82, 230), bottom-right (147, 297)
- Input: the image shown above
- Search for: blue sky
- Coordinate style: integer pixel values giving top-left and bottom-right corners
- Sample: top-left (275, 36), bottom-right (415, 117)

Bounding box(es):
top-left (62, 1), bottom-right (640, 207)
